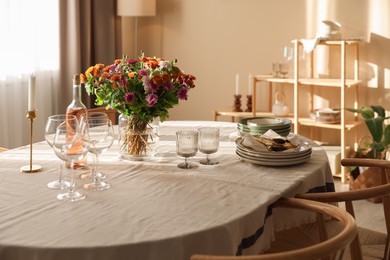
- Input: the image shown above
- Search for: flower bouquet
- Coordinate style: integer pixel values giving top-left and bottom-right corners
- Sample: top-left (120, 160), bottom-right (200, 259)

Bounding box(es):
top-left (81, 52), bottom-right (196, 159)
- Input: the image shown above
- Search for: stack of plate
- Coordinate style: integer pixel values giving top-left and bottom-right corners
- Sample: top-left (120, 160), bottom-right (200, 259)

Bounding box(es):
top-left (236, 137), bottom-right (312, 166)
top-left (238, 117), bottom-right (292, 136)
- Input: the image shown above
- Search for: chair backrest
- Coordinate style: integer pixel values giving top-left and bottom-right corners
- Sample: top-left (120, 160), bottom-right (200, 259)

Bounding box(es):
top-left (87, 107), bottom-right (118, 125)
top-left (191, 197), bottom-right (357, 260)
top-left (296, 158), bottom-right (390, 260)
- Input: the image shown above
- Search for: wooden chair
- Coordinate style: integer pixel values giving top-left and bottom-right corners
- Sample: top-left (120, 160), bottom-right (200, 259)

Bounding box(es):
top-left (191, 197), bottom-right (357, 260)
top-left (295, 158), bottom-right (390, 260)
top-left (87, 106), bottom-right (118, 125)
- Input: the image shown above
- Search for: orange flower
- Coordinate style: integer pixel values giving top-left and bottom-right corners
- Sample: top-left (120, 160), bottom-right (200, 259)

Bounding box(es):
top-left (151, 74), bottom-right (163, 86)
top-left (80, 73), bottom-right (86, 84)
top-left (85, 66), bottom-right (94, 77)
top-left (101, 72), bottom-right (109, 80)
top-left (103, 65), bottom-right (111, 72)
top-left (128, 72), bottom-right (135, 78)
top-left (94, 63), bottom-right (104, 70)
top-left (111, 74), bottom-right (121, 82)
top-left (162, 73), bottom-right (170, 82)
top-left (92, 67), bottom-right (99, 77)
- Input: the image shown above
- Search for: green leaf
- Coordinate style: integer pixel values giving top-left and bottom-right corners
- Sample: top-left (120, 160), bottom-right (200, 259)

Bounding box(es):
top-left (371, 105), bottom-right (386, 117)
top-left (345, 108), bottom-right (360, 113)
top-left (361, 107), bottom-right (375, 119)
top-left (365, 117), bottom-right (384, 142)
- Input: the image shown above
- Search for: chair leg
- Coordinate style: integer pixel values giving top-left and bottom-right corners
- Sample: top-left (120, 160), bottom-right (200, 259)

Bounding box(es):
top-left (345, 201), bottom-right (363, 260)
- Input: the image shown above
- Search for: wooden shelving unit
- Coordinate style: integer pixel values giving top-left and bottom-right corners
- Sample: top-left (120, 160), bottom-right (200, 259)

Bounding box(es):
top-left (214, 39), bottom-right (362, 182)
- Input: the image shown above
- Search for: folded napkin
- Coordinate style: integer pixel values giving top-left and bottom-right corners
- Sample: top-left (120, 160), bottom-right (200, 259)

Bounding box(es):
top-left (301, 37), bottom-right (320, 53)
top-left (238, 129), bottom-right (301, 152)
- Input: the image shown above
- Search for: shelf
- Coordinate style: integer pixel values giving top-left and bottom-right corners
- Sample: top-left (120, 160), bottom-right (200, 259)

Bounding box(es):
top-left (214, 108), bottom-right (294, 122)
top-left (298, 118), bottom-right (363, 130)
top-left (253, 75), bottom-right (361, 87)
top-left (297, 39), bottom-right (363, 46)
top-left (298, 78), bottom-right (361, 87)
top-left (253, 75), bottom-right (294, 84)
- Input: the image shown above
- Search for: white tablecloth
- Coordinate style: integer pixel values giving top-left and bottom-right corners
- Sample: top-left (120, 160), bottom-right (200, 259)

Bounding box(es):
top-left (0, 121), bottom-right (334, 260)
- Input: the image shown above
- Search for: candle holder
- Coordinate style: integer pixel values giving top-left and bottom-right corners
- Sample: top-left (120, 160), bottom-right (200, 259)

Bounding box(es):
top-left (20, 110), bottom-right (43, 173)
top-left (232, 95), bottom-right (243, 112)
top-left (245, 95), bottom-right (252, 112)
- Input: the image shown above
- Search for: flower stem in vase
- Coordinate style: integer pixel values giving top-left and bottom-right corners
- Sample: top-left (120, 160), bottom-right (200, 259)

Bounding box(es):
top-left (121, 116), bottom-right (150, 157)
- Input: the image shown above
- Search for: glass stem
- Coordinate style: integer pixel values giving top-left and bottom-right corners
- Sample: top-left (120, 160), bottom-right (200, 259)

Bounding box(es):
top-left (184, 157), bottom-right (189, 168)
top-left (69, 160), bottom-right (75, 194)
top-left (92, 153), bottom-right (99, 184)
top-left (59, 162), bottom-right (65, 183)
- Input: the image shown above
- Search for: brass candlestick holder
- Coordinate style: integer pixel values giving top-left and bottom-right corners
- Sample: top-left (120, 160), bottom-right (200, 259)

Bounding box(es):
top-left (245, 95), bottom-right (252, 112)
top-left (20, 110), bottom-right (43, 173)
top-left (232, 95), bottom-right (243, 112)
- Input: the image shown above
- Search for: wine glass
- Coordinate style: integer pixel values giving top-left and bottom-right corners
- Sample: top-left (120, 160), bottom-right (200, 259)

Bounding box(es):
top-left (78, 112), bottom-right (109, 180)
top-left (81, 116), bottom-right (114, 191)
top-left (176, 130), bottom-right (198, 169)
top-left (44, 114), bottom-right (72, 190)
top-left (53, 118), bottom-right (88, 202)
top-left (283, 46), bottom-right (294, 62)
top-left (198, 127), bottom-right (220, 165)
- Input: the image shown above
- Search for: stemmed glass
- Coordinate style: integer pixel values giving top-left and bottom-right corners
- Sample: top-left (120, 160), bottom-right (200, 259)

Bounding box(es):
top-left (280, 46), bottom-right (294, 78)
top-left (78, 112), bottom-right (109, 180)
top-left (80, 115), bottom-right (114, 191)
top-left (44, 114), bottom-right (71, 190)
top-left (198, 127), bottom-right (220, 165)
top-left (176, 130), bottom-right (198, 169)
top-left (53, 117), bottom-right (88, 202)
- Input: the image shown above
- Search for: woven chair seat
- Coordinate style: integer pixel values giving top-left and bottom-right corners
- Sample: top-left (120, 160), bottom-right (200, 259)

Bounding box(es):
top-left (268, 220), bottom-right (387, 259)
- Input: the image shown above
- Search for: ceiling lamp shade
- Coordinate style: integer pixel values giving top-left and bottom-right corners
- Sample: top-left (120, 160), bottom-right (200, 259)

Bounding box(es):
top-left (117, 0), bottom-right (156, 17)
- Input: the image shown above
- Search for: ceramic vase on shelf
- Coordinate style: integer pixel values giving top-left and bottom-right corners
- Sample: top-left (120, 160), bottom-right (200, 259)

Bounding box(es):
top-left (118, 114), bottom-right (159, 160)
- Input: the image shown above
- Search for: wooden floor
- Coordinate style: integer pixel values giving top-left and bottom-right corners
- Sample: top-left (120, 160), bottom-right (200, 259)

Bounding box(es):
top-left (334, 178), bottom-right (386, 233)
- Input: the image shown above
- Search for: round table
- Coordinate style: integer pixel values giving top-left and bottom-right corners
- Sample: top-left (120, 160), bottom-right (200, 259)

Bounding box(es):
top-left (0, 121), bottom-right (334, 260)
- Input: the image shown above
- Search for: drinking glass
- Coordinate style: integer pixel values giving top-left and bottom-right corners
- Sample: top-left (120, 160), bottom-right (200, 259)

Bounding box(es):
top-left (198, 127), bottom-right (219, 165)
top-left (283, 46), bottom-right (294, 62)
top-left (79, 112), bottom-right (109, 180)
top-left (53, 118), bottom-right (88, 202)
top-left (279, 62), bottom-right (289, 78)
top-left (176, 130), bottom-right (198, 169)
top-left (44, 114), bottom-right (72, 190)
top-left (272, 62), bottom-right (280, 77)
top-left (81, 116), bottom-right (114, 191)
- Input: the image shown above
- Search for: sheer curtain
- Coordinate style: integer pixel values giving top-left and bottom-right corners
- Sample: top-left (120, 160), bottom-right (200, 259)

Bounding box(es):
top-left (0, 0), bottom-right (59, 148)
top-left (0, 0), bottom-right (120, 149)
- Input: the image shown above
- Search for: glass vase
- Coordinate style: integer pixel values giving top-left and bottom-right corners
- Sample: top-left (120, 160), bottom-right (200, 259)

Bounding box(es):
top-left (118, 114), bottom-right (159, 160)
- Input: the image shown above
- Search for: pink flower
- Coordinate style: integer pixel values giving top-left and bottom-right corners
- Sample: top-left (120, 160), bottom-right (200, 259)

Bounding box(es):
top-left (125, 92), bottom-right (135, 103)
top-left (146, 93), bottom-right (158, 107)
top-left (177, 87), bottom-right (188, 100)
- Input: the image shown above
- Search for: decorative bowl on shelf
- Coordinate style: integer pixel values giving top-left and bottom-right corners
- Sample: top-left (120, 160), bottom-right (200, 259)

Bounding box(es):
top-left (310, 108), bottom-right (340, 123)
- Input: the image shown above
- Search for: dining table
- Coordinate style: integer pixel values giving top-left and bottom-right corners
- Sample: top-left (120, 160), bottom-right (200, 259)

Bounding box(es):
top-left (0, 120), bottom-right (335, 260)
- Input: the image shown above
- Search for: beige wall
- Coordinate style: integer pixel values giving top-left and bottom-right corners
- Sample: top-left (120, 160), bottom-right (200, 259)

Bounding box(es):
top-left (120, 0), bottom-right (390, 146)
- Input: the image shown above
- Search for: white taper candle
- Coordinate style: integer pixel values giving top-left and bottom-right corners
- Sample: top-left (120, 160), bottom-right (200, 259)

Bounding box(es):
top-left (28, 74), bottom-right (36, 111)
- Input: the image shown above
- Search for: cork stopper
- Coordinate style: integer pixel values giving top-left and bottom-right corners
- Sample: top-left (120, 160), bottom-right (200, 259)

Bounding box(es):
top-left (73, 74), bottom-right (80, 85)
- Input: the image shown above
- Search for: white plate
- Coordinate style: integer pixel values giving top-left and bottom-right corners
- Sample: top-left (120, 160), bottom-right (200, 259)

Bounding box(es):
top-left (237, 151), bottom-right (311, 166)
top-left (247, 117), bottom-right (287, 126)
top-left (235, 137), bottom-right (312, 157)
top-left (236, 146), bottom-right (311, 159)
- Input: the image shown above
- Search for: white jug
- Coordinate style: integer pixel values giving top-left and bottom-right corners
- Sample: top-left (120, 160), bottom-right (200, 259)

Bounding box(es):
top-left (272, 92), bottom-right (289, 116)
